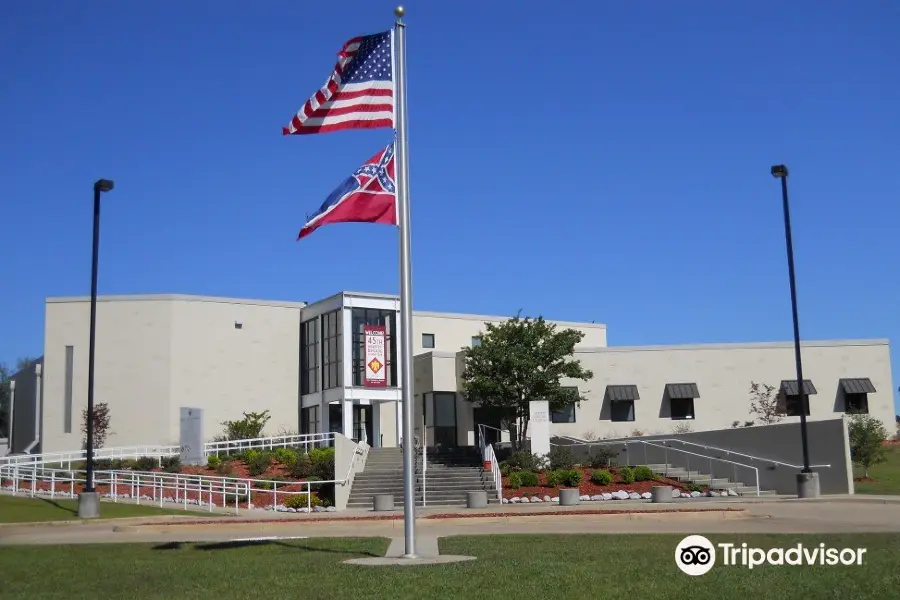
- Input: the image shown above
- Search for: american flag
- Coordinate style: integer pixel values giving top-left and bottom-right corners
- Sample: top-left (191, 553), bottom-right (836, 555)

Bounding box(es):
top-left (283, 31), bottom-right (394, 135)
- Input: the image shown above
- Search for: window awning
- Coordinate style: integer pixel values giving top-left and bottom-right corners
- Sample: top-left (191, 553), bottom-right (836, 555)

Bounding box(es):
top-left (606, 385), bottom-right (640, 401)
top-left (780, 379), bottom-right (818, 396)
top-left (665, 383), bottom-right (700, 399)
top-left (839, 378), bottom-right (876, 394)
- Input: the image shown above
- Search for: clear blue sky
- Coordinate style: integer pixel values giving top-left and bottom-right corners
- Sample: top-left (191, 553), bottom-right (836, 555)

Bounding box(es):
top-left (1, 1), bottom-right (898, 411)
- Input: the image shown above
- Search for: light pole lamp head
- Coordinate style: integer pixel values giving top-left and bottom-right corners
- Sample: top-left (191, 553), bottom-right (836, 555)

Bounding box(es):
top-left (770, 165), bottom-right (788, 178)
top-left (94, 179), bottom-right (114, 193)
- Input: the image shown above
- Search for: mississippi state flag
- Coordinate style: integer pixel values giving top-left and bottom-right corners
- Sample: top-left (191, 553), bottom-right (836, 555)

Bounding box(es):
top-left (298, 142), bottom-right (397, 239)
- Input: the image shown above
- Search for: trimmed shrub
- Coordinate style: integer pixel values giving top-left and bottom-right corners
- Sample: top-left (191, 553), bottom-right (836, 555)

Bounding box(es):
top-left (303, 475), bottom-right (323, 490)
top-left (216, 460), bottom-right (234, 477)
top-left (273, 447), bottom-right (298, 467)
top-left (499, 463), bottom-right (511, 477)
top-left (94, 459), bottom-right (113, 470)
top-left (206, 455), bottom-right (221, 470)
top-left (284, 493), bottom-right (322, 509)
top-left (242, 449), bottom-right (262, 464)
top-left (517, 470), bottom-right (540, 487)
top-left (255, 481), bottom-right (274, 490)
top-left (634, 465), bottom-right (654, 482)
top-left (588, 448), bottom-right (619, 468)
top-left (289, 453), bottom-right (314, 479)
top-left (134, 456), bottom-right (156, 471)
top-left (309, 447), bottom-right (335, 480)
top-left (548, 446), bottom-right (577, 470)
top-left (162, 456), bottom-right (182, 474)
top-left (618, 466), bottom-right (635, 484)
top-left (507, 472), bottom-right (522, 489)
top-left (247, 453), bottom-right (272, 477)
top-left (590, 469), bottom-right (614, 486)
top-left (505, 451), bottom-right (545, 473)
top-left (547, 469), bottom-right (582, 487)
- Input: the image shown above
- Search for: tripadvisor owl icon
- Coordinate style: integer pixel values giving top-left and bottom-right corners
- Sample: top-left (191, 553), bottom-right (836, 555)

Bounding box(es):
top-left (675, 535), bottom-right (716, 576)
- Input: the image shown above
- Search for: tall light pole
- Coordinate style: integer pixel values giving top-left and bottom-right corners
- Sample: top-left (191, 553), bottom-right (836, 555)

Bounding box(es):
top-left (77, 178), bottom-right (114, 519)
top-left (770, 164), bottom-right (818, 498)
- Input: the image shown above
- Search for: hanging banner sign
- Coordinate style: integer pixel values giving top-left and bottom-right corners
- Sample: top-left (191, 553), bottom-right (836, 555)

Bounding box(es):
top-left (364, 325), bottom-right (387, 388)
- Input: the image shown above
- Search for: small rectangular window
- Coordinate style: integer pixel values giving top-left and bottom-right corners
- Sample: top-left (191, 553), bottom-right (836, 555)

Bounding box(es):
top-left (670, 398), bottom-right (695, 420)
top-left (845, 393), bottom-right (869, 414)
top-left (64, 346), bottom-right (74, 433)
top-left (551, 404), bottom-right (576, 423)
top-left (784, 394), bottom-right (811, 417)
top-left (610, 400), bottom-right (635, 422)
top-left (422, 333), bottom-right (435, 349)
top-left (471, 336), bottom-right (482, 347)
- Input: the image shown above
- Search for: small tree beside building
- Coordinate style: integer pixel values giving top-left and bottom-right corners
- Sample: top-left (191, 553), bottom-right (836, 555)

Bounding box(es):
top-left (460, 313), bottom-right (593, 448)
top-left (748, 381), bottom-right (782, 425)
top-left (847, 413), bottom-right (889, 478)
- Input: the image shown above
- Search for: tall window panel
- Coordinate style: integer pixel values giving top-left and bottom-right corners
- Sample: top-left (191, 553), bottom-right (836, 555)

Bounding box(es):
top-left (321, 309), bottom-right (343, 389)
top-left (300, 318), bottom-right (319, 395)
top-left (351, 308), bottom-right (398, 387)
top-left (64, 346), bottom-right (74, 433)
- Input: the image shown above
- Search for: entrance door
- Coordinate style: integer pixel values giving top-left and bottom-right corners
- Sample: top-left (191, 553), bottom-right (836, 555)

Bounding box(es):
top-left (352, 405), bottom-right (373, 444)
top-left (473, 406), bottom-right (506, 447)
top-left (432, 392), bottom-right (457, 448)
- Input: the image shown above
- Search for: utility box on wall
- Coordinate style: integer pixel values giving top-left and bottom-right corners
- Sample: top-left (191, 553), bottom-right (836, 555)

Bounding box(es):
top-left (179, 407), bottom-right (204, 465)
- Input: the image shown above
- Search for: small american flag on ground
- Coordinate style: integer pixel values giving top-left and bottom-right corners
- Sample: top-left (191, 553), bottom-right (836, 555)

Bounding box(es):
top-left (283, 31), bottom-right (394, 135)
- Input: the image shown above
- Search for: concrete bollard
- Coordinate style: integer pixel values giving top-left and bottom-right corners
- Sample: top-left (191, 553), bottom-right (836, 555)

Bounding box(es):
top-left (651, 485), bottom-right (672, 503)
top-left (466, 491), bottom-right (488, 509)
top-left (373, 494), bottom-right (395, 511)
top-left (559, 488), bottom-right (580, 506)
top-left (797, 472), bottom-right (821, 499)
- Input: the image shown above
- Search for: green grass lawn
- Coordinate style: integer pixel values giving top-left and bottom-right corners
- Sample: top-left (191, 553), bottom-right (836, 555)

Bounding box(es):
top-left (0, 494), bottom-right (210, 523)
top-left (854, 446), bottom-right (900, 495)
top-left (2, 534), bottom-right (899, 599)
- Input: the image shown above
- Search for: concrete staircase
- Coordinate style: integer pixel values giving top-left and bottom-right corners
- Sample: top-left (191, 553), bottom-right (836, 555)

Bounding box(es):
top-left (347, 446), bottom-right (500, 509)
top-left (646, 463), bottom-right (777, 496)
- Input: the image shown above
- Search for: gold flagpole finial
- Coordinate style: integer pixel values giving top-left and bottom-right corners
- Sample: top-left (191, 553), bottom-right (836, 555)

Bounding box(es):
top-left (394, 6), bottom-right (405, 18)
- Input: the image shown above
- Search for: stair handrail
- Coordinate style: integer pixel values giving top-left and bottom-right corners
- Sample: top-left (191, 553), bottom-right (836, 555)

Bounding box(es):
top-left (554, 435), bottom-right (831, 470)
top-left (552, 436), bottom-right (762, 497)
top-left (477, 423), bottom-right (504, 502)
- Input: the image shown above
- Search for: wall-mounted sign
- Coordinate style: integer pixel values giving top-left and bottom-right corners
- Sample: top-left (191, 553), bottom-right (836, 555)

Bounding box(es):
top-left (364, 325), bottom-right (387, 388)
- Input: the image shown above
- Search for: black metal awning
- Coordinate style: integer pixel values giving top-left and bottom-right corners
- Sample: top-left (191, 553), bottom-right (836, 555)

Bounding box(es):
top-left (665, 383), bottom-right (700, 399)
top-left (606, 385), bottom-right (640, 401)
top-left (780, 379), bottom-right (818, 396)
top-left (839, 378), bottom-right (877, 394)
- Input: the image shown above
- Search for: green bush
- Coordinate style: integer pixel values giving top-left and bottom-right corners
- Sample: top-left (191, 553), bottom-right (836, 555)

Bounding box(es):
top-left (247, 453), bottom-right (271, 477)
top-left (303, 475), bottom-right (323, 490)
top-left (499, 463), bottom-right (511, 477)
top-left (548, 446), bottom-right (577, 470)
top-left (221, 410), bottom-right (271, 441)
top-left (590, 469), bottom-right (613, 486)
top-left (289, 453), bottom-right (314, 479)
top-left (618, 466), bottom-right (635, 484)
top-left (134, 456), bottom-right (156, 471)
top-left (94, 459), bottom-right (113, 470)
top-left (505, 451), bottom-right (545, 473)
top-left (162, 456), bottom-right (182, 474)
top-left (634, 465), bottom-right (655, 482)
top-left (309, 447), bottom-right (335, 480)
top-left (547, 469), bottom-right (582, 487)
top-left (242, 449), bottom-right (262, 464)
top-left (507, 472), bottom-right (522, 489)
top-left (206, 455), bottom-right (221, 470)
top-left (284, 493), bottom-right (321, 509)
top-left (255, 481), bottom-right (273, 490)
top-left (216, 460), bottom-right (234, 477)
top-left (517, 470), bottom-right (540, 487)
top-left (685, 482), bottom-right (707, 493)
top-left (273, 447), bottom-right (298, 467)
top-left (589, 448), bottom-right (619, 468)
top-left (121, 459), bottom-right (138, 470)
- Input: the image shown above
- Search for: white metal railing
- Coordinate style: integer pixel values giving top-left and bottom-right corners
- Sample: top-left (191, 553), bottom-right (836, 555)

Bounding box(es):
top-left (477, 423), bottom-right (504, 501)
top-left (2, 437), bottom-right (369, 513)
top-left (551, 436), bottom-right (762, 497)
top-left (0, 433), bottom-right (336, 469)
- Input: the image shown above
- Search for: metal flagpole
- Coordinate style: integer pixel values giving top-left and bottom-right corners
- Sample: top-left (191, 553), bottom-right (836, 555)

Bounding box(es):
top-left (393, 5), bottom-right (417, 558)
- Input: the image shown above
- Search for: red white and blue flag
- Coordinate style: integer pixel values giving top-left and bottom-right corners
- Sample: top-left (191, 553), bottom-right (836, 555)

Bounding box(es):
top-left (297, 142), bottom-right (397, 239)
top-left (283, 31), bottom-right (394, 135)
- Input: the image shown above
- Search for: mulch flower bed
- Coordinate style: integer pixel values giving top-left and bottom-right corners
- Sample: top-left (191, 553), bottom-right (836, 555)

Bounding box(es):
top-left (502, 467), bottom-right (688, 500)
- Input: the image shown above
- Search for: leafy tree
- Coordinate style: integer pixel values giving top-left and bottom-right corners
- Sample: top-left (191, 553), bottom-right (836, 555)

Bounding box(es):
top-left (848, 413), bottom-right (889, 478)
top-left (82, 401), bottom-right (112, 450)
top-left (748, 381), bottom-right (782, 425)
top-left (460, 313), bottom-right (593, 448)
top-left (0, 357), bottom-right (39, 439)
top-left (222, 410), bottom-right (271, 440)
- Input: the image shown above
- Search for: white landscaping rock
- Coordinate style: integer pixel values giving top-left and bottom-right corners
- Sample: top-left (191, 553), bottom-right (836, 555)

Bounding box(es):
top-left (531, 496), bottom-right (542, 503)
top-left (551, 497), bottom-right (559, 503)
top-left (288, 507), bottom-right (297, 513)
top-left (314, 506), bottom-right (325, 512)
top-left (629, 492), bottom-right (641, 500)
top-left (672, 489), bottom-right (681, 498)
top-left (543, 495), bottom-right (552, 502)
top-left (727, 488), bottom-right (738, 497)
top-left (602, 492), bottom-right (613, 501)
top-left (590, 495), bottom-right (603, 501)
top-left (690, 491), bottom-right (702, 498)
top-left (510, 497), bottom-right (520, 503)
top-left (641, 492), bottom-right (652, 500)
top-left (325, 506), bottom-right (336, 512)
top-left (520, 497), bottom-right (530, 503)
top-left (502, 498), bottom-right (509, 504)
top-left (579, 494), bottom-right (590, 501)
